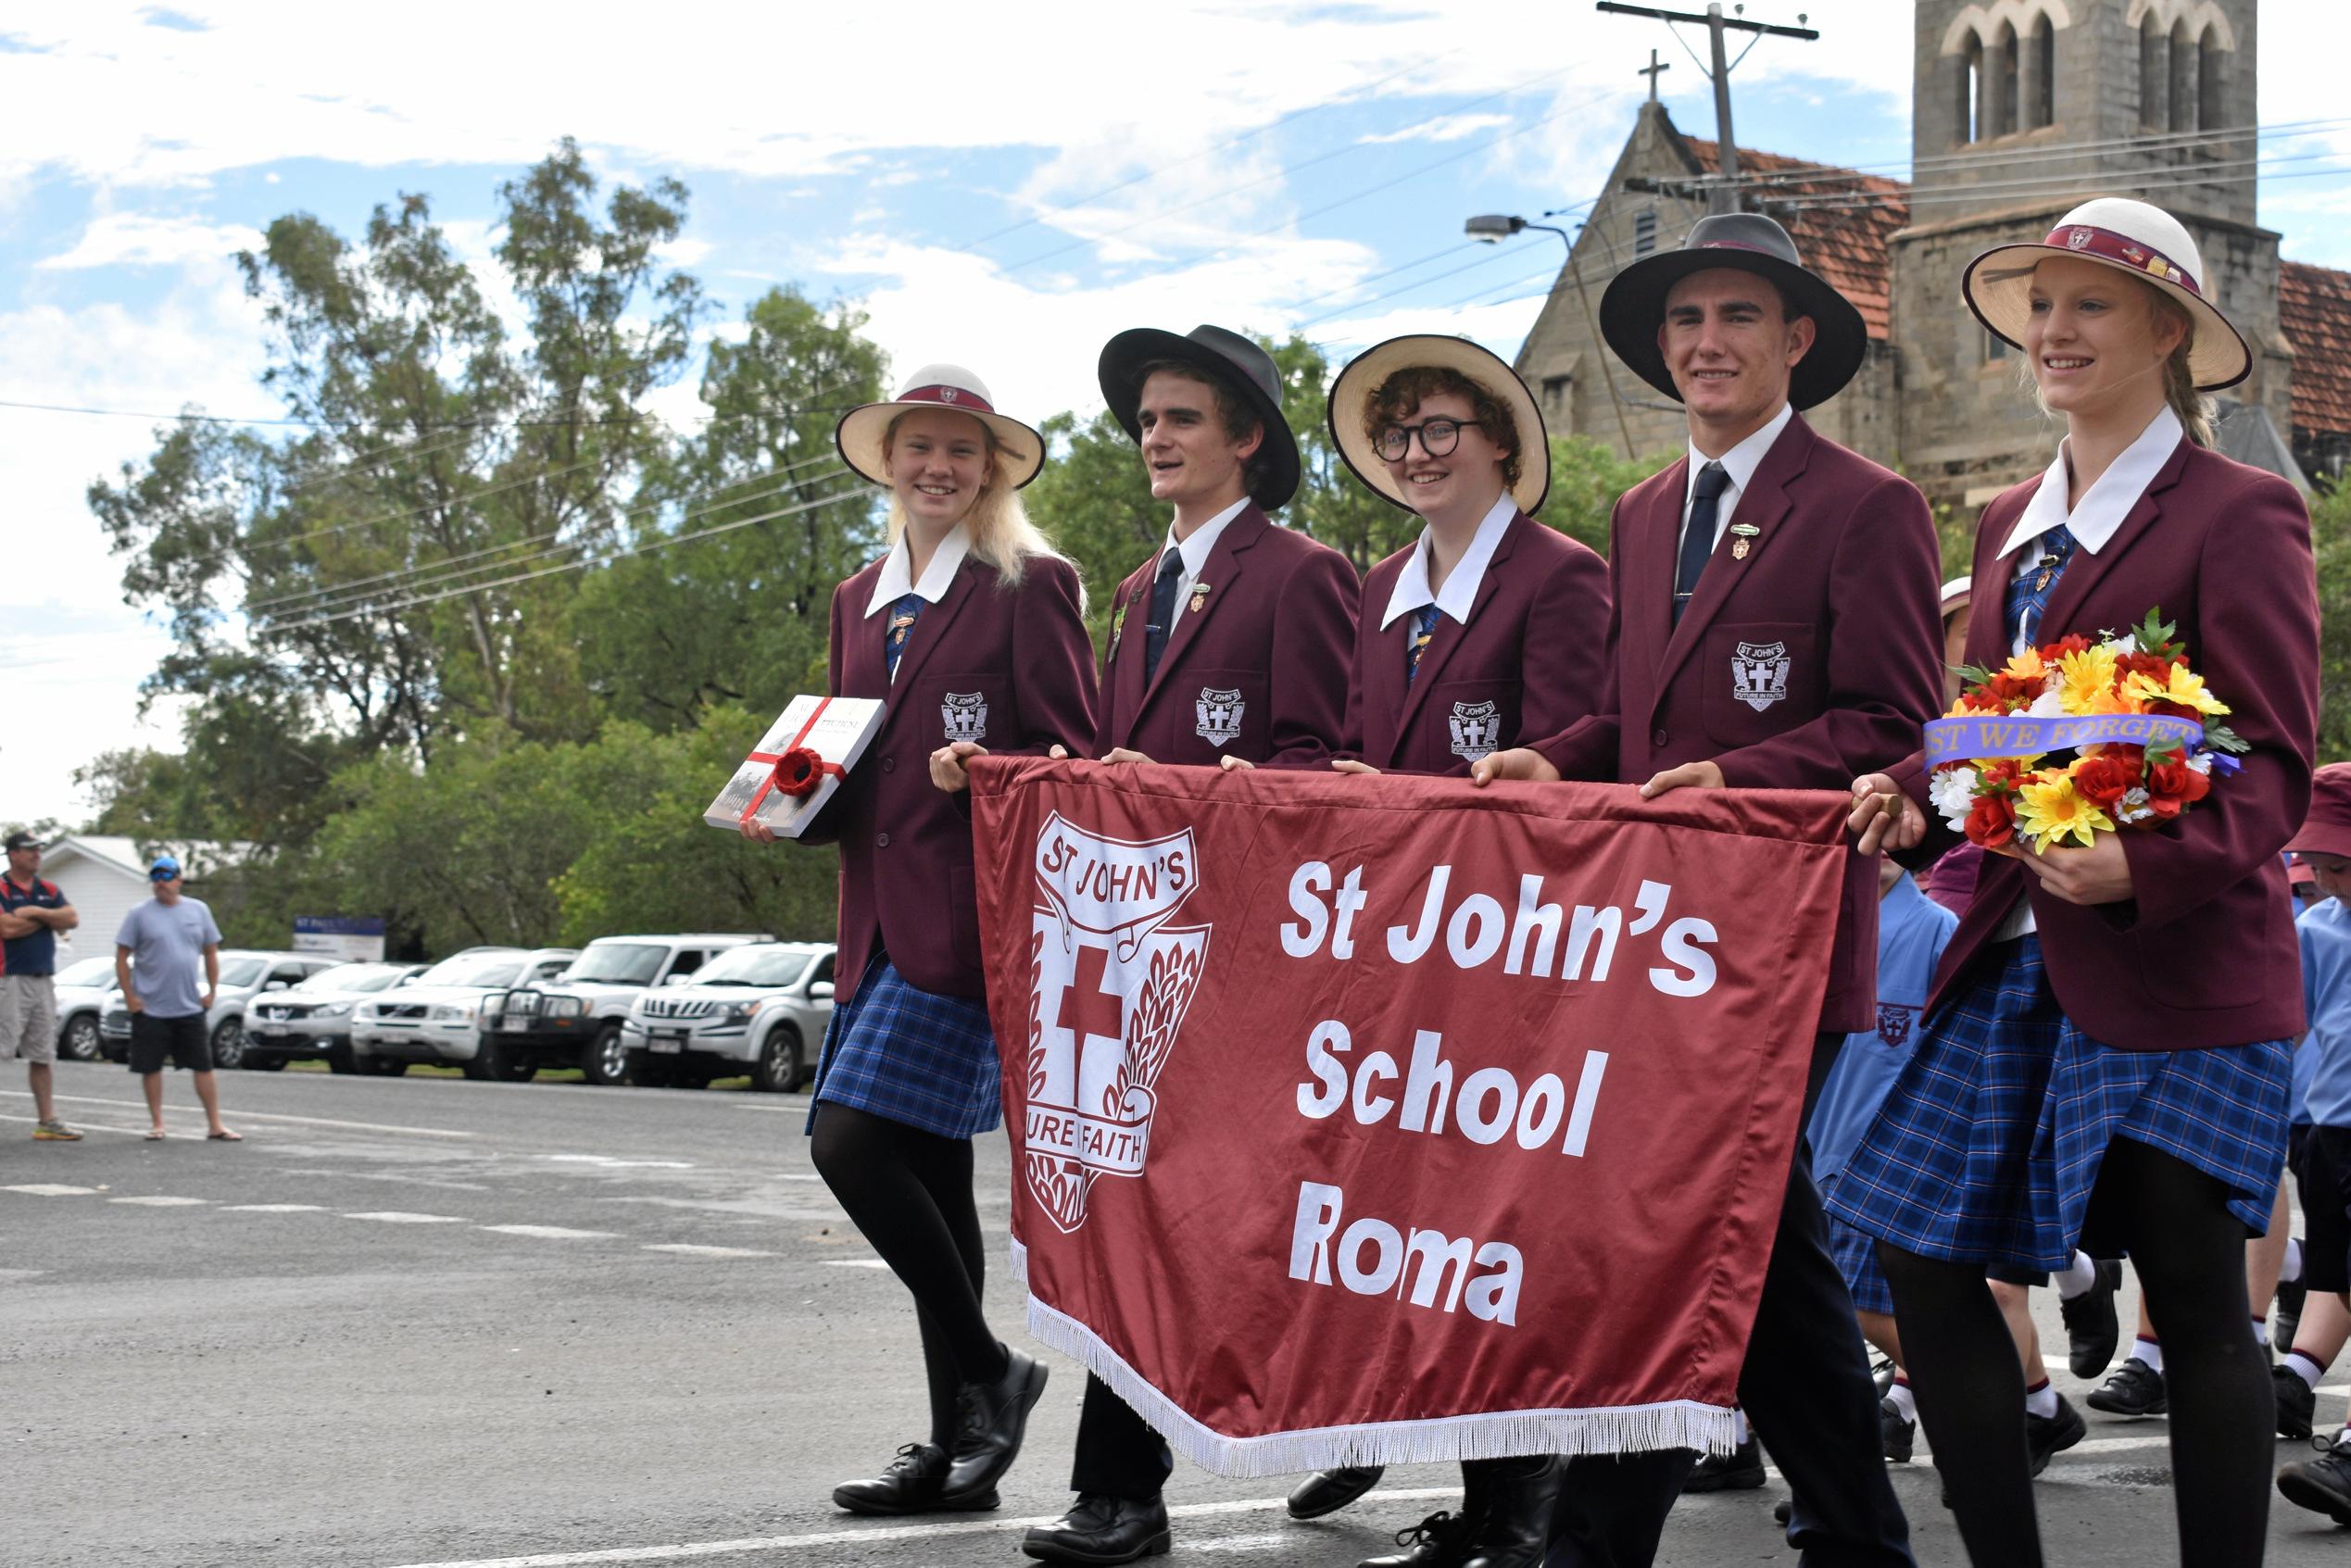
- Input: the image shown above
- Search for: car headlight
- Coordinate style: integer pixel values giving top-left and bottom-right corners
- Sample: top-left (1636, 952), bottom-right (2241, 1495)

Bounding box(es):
top-left (316, 1002), bottom-right (353, 1019)
top-left (720, 1001), bottom-right (756, 1020)
top-left (430, 1002), bottom-right (477, 1022)
top-left (546, 995), bottom-right (586, 1019)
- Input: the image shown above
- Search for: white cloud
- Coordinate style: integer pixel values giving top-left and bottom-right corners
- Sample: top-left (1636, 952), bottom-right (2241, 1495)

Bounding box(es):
top-left (1359, 112), bottom-right (1515, 146)
top-left (35, 211), bottom-right (262, 270)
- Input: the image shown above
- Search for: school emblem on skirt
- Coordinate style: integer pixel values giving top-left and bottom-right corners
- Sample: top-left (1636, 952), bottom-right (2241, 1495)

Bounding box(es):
top-left (1195, 687), bottom-right (1245, 746)
top-left (1025, 812), bottom-right (1212, 1235)
top-left (1877, 1002), bottom-right (1915, 1049)
top-left (1729, 642), bottom-right (1792, 713)
top-left (941, 692), bottom-right (989, 743)
top-left (1448, 700), bottom-right (1502, 762)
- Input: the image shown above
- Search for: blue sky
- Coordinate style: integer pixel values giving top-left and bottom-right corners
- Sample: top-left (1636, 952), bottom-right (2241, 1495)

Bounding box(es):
top-left (6, 0), bottom-right (2345, 827)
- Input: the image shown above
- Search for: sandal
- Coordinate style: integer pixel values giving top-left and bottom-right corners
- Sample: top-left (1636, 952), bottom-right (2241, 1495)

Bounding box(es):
top-left (144, 1128), bottom-right (166, 1141)
top-left (207, 1130), bottom-right (243, 1142)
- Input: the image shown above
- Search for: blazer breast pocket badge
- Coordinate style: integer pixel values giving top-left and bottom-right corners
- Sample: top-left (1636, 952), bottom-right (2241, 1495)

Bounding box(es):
top-left (942, 692), bottom-right (989, 743)
top-left (1448, 699), bottom-right (1502, 761)
top-left (1730, 642), bottom-right (1791, 712)
top-left (1194, 687), bottom-right (1244, 746)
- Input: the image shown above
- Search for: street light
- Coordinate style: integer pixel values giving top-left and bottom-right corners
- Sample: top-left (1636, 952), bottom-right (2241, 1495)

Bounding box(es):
top-left (1465, 213), bottom-right (1639, 459)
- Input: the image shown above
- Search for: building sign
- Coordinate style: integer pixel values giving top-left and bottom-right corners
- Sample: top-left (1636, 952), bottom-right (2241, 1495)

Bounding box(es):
top-left (293, 916), bottom-right (386, 963)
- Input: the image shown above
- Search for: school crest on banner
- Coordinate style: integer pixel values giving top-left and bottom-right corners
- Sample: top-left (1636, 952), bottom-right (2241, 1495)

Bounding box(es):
top-left (1024, 813), bottom-right (1211, 1235)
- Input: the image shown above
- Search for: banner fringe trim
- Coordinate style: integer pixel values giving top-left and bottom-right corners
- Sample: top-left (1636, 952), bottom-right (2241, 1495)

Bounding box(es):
top-left (1007, 1256), bottom-right (1739, 1477)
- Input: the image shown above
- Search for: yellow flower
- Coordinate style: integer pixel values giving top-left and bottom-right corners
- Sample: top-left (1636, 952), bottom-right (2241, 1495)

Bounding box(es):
top-left (2055, 645), bottom-right (2120, 715)
top-left (2015, 771), bottom-right (2116, 852)
top-left (2121, 662), bottom-right (2232, 717)
top-left (2002, 647), bottom-right (2047, 684)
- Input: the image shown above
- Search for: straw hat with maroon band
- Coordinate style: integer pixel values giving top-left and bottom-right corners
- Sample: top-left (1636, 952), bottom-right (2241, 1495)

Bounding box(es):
top-left (2288, 763), bottom-right (2351, 862)
top-left (1962, 196), bottom-right (2251, 391)
top-left (834, 364), bottom-right (1046, 490)
top-left (1326, 333), bottom-right (1550, 515)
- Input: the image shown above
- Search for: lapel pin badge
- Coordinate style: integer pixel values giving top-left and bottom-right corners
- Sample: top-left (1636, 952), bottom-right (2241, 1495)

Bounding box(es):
top-left (1188, 582), bottom-right (1212, 615)
top-left (1729, 522), bottom-right (1759, 561)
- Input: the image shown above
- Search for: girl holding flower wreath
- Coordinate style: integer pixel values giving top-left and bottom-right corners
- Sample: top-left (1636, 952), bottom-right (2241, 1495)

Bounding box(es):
top-left (1840, 197), bottom-right (2319, 1564)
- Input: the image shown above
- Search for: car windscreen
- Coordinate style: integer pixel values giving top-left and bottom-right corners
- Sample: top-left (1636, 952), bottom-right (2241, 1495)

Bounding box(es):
top-left (695, 947), bottom-right (810, 987)
top-left (218, 957), bottom-right (270, 988)
top-left (297, 963), bottom-right (405, 993)
top-left (56, 956), bottom-right (116, 987)
top-left (561, 943), bottom-right (666, 985)
top-left (416, 953), bottom-right (526, 989)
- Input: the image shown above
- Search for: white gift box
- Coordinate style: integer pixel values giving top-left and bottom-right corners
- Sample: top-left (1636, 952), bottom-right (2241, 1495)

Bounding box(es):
top-left (704, 695), bottom-right (886, 837)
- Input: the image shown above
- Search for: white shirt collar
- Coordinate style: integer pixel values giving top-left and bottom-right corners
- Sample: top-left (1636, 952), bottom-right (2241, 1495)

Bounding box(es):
top-left (1685, 401), bottom-right (1793, 508)
top-left (863, 525), bottom-right (972, 617)
top-left (1159, 496), bottom-right (1251, 581)
top-left (1997, 406), bottom-right (2183, 560)
top-left (1380, 490), bottom-right (1517, 630)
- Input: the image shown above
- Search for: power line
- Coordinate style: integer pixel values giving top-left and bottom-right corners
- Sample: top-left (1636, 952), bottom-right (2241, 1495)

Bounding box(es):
top-left (1704, 115), bottom-right (2351, 192)
top-left (1756, 150), bottom-right (2351, 215)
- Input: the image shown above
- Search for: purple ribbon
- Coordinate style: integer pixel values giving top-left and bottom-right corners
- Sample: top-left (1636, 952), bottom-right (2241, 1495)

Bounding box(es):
top-left (1925, 711), bottom-right (2204, 767)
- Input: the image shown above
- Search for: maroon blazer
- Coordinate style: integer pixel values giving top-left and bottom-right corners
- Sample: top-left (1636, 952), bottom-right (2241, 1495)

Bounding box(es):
top-left (808, 550), bottom-right (1100, 1000)
top-left (1347, 512), bottom-right (1610, 776)
top-left (1528, 413), bottom-right (1943, 1035)
top-left (1095, 504), bottom-right (1358, 767)
top-left (1889, 440), bottom-right (2318, 1049)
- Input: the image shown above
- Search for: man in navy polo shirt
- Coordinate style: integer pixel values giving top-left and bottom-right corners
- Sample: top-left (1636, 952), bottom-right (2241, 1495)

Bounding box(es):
top-left (0, 832), bottom-right (82, 1140)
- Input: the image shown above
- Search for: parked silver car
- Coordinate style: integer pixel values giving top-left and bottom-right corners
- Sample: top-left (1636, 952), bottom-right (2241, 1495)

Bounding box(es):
top-left (244, 961), bottom-right (430, 1073)
top-left (98, 949), bottom-right (346, 1070)
top-left (622, 943), bottom-right (836, 1092)
top-left (484, 934), bottom-right (770, 1085)
top-left (50, 954), bottom-right (119, 1062)
top-left (348, 948), bottom-right (576, 1075)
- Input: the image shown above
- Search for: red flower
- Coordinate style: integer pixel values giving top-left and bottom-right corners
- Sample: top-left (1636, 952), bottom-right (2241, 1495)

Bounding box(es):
top-left (1966, 794), bottom-right (2018, 848)
top-left (770, 746), bottom-right (823, 799)
top-left (2041, 633), bottom-right (2095, 660)
top-left (2114, 651), bottom-right (2177, 687)
top-left (2070, 751), bottom-right (2143, 809)
top-left (2145, 758), bottom-right (2211, 809)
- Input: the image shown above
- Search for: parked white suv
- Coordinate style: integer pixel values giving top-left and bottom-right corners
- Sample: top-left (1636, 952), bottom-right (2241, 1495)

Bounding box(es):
top-left (349, 948), bottom-right (576, 1075)
top-left (245, 961), bottom-right (430, 1073)
top-left (484, 934), bottom-right (772, 1086)
top-left (99, 949), bottom-right (345, 1070)
top-left (622, 942), bottom-right (836, 1092)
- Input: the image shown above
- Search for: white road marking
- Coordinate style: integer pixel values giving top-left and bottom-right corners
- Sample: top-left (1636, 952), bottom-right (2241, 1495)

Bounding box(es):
top-left (544, 1155), bottom-right (697, 1169)
top-left (345, 1210), bottom-right (470, 1223)
top-left (6, 1092), bottom-right (472, 1139)
top-left (222, 1203), bottom-right (327, 1212)
top-left (4, 1183), bottom-right (98, 1196)
top-left (108, 1196), bottom-right (207, 1207)
top-left (642, 1245), bottom-right (773, 1259)
top-left (0, 1113), bottom-right (151, 1136)
top-left (378, 1489), bottom-right (1469, 1567)
top-left (479, 1224), bottom-right (617, 1240)
top-left (822, 1259), bottom-right (887, 1269)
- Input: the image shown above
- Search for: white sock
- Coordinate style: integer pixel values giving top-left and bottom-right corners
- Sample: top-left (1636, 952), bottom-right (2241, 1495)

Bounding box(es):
top-left (2254, 1316), bottom-right (2271, 1349)
top-left (2025, 1380), bottom-right (2058, 1419)
top-left (2289, 1350), bottom-right (2329, 1391)
top-left (1887, 1380), bottom-right (1917, 1422)
top-left (2056, 1250), bottom-right (2100, 1298)
top-left (1732, 1408), bottom-right (1750, 1446)
top-left (2284, 1236), bottom-right (2307, 1286)
top-left (2131, 1336), bottom-right (2165, 1374)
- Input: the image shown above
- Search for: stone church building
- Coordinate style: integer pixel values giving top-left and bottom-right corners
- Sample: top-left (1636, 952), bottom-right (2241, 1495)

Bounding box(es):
top-left (1515, 0), bottom-right (2351, 509)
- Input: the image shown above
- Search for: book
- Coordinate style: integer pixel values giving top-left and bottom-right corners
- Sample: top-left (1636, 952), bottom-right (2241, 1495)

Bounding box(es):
top-left (704, 695), bottom-right (886, 838)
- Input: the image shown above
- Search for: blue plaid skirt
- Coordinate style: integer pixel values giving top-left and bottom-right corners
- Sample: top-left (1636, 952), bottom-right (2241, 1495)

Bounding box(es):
top-left (1823, 1199), bottom-right (1896, 1316)
top-left (806, 958), bottom-right (1002, 1140)
top-left (1824, 936), bottom-right (2289, 1273)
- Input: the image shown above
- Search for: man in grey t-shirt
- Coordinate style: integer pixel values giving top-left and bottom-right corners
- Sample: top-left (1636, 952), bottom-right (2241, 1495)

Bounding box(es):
top-left (114, 856), bottom-right (239, 1141)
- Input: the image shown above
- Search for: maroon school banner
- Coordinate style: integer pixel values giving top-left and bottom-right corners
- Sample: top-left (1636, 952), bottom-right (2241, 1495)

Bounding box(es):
top-left (969, 759), bottom-right (1848, 1476)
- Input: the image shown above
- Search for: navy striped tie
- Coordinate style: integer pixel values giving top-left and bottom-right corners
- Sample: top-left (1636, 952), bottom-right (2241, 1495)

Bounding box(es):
top-left (884, 594), bottom-right (924, 676)
top-left (2005, 524), bottom-right (2078, 648)
top-left (1405, 607), bottom-right (1441, 684)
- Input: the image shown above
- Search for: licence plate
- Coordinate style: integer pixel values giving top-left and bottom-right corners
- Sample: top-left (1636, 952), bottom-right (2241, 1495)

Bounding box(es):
top-left (502, 1017), bottom-right (534, 1033)
top-left (252, 1024), bottom-right (287, 1037)
top-left (648, 1033), bottom-right (686, 1054)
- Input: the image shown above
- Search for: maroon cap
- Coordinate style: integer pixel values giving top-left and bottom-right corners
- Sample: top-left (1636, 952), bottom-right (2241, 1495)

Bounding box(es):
top-left (2288, 762), bottom-right (2351, 860)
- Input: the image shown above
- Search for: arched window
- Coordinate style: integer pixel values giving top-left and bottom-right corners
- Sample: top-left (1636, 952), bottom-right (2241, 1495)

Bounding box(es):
top-left (2169, 18), bottom-right (2197, 132)
top-left (1964, 35), bottom-right (1986, 143)
top-left (2140, 14), bottom-right (2168, 130)
top-left (2199, 23), bottom-right (2226, 131)
top-left (2031, 17), bottom-right (2055, 129)
top-left (1996, 23), bottom-right (2019, 137)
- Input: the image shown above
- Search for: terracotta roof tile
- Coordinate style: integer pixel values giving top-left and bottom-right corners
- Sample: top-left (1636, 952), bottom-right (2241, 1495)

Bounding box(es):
top-left (1682, 139), bottom-right (1911, 340)
top-left (2282, 259), bottom-right (2351, 438)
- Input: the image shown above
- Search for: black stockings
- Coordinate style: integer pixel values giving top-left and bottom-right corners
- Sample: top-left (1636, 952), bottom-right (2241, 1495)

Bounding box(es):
top-left (811, 1104), bottom-right (1009, 1446)
top-left (1880, 1136), bottom-right (2273, 1568)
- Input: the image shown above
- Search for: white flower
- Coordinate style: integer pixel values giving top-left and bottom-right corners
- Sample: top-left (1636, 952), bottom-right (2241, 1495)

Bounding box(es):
top-left (2110, 632), bottom-right (2139, 655)
top-left (2116, 787), bottom-right (2155, 824)
top-left (2186, 752), bottom-right (2213, 774)
top-left (1930, 766), bottom-right (1980, 833)
top-left (2027, 685), bottom-right (2068, 719)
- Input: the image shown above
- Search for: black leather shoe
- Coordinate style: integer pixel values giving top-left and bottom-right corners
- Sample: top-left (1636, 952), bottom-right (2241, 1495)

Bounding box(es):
top-left (1360, 1510), bottom-right (1473, 1568)
top-left (2026, 1392), bottom-right (2085, 1474)
top-left (833, 1441), bottom-right (989, 1515)
top-left (1680, 1436), bottom-right (1766, 1492)
top-left (1880, 1397), bottom-right (1915, 1463)
top-left (1289, 1464), bottom-right (1386, 1520)
top-left (1773, 1498), bottom-right (1793, 1525)
top-left (2277, 1362), bottom-right (2320, 1440)
top-left (945, 1347), bottom-right (1049, 1501)
top-left (2085, 1356), bottom-right (2167, 1417)
top-left (1459, 1457), bottom-right (1562, 1568)
top-left (1022, 1494), bottom-right (1171, 1564)
top-left (2060, 1258), bottom-right (2123, 1377)
top-left (2281, 1431), bottom-right (2351, 1524)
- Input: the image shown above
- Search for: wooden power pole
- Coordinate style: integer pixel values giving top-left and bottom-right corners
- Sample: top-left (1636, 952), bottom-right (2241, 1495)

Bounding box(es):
top-left (1595, 3), bottom-right (1819, 212)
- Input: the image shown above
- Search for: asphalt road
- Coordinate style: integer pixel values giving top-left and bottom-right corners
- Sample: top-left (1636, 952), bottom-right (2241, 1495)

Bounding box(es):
top-left (4, 1060), bottom-right (2346, 1568)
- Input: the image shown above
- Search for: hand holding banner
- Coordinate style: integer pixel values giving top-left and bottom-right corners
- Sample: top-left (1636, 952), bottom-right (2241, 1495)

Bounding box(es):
top-left (971, 759), bottom-right (1852, 1476)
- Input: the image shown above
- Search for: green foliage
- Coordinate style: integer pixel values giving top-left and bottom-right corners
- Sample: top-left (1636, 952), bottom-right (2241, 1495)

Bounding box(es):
top-left (2311, 479), bottom-right (2351, 763)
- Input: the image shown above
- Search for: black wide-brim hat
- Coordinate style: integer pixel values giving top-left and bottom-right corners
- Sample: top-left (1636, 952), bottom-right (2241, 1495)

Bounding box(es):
top-left (1599, 211), bottom-right (1868, 411)
top-left (1098, 324), bottom-right (1301, 511)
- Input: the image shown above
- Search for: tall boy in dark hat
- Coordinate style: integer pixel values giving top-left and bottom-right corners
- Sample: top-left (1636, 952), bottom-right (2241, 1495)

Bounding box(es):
top-left (1024, 324), bottom-right (1358, 1567)
top-left (1473, 211), bottom-right (1939, 1566)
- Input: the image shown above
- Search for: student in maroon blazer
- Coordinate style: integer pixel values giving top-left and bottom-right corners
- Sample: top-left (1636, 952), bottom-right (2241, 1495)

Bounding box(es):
top-left (1277, 335), bottom-right (1606, 1568)
top-left (1021, 324), bottom-right (1356, 1568)
top-left (1084, 326), bottom-right (1358, 771)
top-left (748, 366), bottom-right (1097, 1524)
top-left (1840, 197), bottom-right (2319, 1568)
top-left (1474, 213), bottom-right (1935, 1568)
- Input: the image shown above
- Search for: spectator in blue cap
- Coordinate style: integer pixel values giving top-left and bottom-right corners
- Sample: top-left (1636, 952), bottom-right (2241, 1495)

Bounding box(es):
top-left (113, 854), bottom-right (239, 1141)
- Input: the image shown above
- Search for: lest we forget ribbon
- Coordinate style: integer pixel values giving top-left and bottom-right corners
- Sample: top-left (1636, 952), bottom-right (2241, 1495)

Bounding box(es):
top-left (968, 759), bottom-right (1849, 1475)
